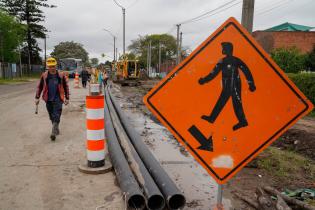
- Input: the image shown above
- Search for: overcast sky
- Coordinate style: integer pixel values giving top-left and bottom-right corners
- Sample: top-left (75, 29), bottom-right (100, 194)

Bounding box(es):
top-left (38, 0), bottom-right (315, 63)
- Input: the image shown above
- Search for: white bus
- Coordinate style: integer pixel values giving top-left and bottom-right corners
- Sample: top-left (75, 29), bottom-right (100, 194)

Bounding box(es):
top-left (58, 58), bottom-right (83, 78)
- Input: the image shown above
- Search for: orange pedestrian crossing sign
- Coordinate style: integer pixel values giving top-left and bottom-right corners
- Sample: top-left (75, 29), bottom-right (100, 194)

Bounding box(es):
top-left (143, 17), bottom-right (313, 184)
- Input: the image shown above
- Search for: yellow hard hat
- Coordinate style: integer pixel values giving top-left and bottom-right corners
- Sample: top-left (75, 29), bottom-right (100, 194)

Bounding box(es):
top-left (46, 57), bottom-right (57, 67)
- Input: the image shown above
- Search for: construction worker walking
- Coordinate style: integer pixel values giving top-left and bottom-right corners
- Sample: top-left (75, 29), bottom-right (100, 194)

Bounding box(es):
top-left (35, 57), bottom-right (70, 141)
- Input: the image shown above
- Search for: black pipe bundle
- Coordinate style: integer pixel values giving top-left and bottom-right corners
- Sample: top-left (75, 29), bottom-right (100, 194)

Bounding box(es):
top-left (104, 94), bottom-right (145, 210)
top-left (105, 88), bottom-right (165, 210)
top-left (107, 86), bottom-right (186, 210)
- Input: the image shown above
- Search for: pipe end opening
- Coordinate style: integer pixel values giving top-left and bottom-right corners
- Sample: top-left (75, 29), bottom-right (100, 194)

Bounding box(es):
top-left (148, 194), bottom-right (165, 210)
top-left (168, 194), bottom-right (186, 210)
top-left (128, 194), bottom-right (145, 210)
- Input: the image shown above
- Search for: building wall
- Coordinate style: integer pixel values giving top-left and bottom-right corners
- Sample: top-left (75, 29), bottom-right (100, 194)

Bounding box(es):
top-left (252, 31), bottom-right (315, 53)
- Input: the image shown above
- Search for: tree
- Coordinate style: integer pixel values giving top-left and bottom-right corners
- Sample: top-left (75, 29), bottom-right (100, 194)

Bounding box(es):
top-left (90, 58), bottom-right (99, 66)
top-left (0, 10), bottom-right (26, 63)
top-left (271, 47), bottom-right (307, 73)
top-left (104, 60), bottom-right (111, 66)
top-left (0, 0), bottom-right (56, 66)
top-left (128, 34), bottom-right (178, 68)
top-left (118, 52), bottom-right (136, 60)
top-left (306, 44), bottom-right (315, 71)
top-left (51, 41), bottom-right (89, 64)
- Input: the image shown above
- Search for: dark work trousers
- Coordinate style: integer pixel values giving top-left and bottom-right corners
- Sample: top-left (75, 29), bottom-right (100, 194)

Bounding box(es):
top-left (46, 101), bottom-right (63, 123)
top-left (102, 78), bottom-right (107, 86)
top-left (82, 80), bottom-right (87, 88)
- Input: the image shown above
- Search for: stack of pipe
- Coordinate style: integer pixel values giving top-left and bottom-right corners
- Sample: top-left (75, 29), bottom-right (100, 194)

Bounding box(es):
top-left (104, 85), bottom-right (186, 210)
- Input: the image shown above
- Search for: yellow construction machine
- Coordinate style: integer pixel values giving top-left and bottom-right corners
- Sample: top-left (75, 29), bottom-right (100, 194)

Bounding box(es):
top-left (113, 57), bottom-right (140, 86)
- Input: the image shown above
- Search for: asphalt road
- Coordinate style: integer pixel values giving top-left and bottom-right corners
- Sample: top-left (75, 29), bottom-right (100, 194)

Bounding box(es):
top-left (0, 81), bottom-right (123, 210)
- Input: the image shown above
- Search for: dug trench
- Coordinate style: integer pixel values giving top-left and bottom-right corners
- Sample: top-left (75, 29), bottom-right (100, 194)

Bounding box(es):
top-left (110, 79), bottom-right (315, 210)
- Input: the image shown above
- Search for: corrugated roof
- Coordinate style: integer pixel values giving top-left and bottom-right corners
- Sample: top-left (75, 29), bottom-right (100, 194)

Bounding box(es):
top-left (265, 22), bottom-right (314, 32)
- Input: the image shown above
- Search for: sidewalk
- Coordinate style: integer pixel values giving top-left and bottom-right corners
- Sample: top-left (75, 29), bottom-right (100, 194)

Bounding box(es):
top-left (0, 80), bottom-right (123, 210)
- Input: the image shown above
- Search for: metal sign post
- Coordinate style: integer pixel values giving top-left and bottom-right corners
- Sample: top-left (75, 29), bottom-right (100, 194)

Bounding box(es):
top-left (216, 184), bottom-right (223, 210)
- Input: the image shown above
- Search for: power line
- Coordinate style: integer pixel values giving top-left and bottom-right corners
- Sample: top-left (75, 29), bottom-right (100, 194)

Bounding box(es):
top-left (113, 0), bottom-right (124, 9)
top-left (126, 0), bottom-right (139, 9)
top-left (255, 0), bottom-right (287, 12)
top-left (166, 25), bottom-right (176, 34)
top-left (179, 0), bottom-right (239, 25)
top-left (186, 1), bottom-right (242, 24)
top-left (113, 0), bottom-right (139, 9)
top-left (256, 0), bottom-right (292, 15)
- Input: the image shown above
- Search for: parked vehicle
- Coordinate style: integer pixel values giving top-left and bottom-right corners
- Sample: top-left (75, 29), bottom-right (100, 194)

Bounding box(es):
top-left (58, 58), bottom-right (83, 78)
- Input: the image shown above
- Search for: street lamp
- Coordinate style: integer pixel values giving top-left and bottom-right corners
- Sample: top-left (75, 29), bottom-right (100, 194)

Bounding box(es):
top-left (103, 28), bottom-right (116, 61)
top-left (44, 31), bottom-right (51, 70)
top-left (113, 0), bottom-right (126, 56)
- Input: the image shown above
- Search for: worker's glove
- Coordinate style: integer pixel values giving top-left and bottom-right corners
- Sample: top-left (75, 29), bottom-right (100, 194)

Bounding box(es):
top-left (249, 84), bottom-right (256, 92)
top-left (64, 99), bottom-right (69, 105)
top-left (198, 78), bottom-right (207, 85)
top-left (35, 98), bottom-right (40, 105)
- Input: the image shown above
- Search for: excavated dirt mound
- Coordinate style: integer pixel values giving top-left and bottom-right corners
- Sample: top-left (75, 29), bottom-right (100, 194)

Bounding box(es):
top-left (275, 128), bottom-right (315, 160)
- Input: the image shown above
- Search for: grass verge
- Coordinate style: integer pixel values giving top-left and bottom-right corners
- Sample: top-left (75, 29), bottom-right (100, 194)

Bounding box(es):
top-left (257, 146), bottom-right (315, 180)
top-left (0, 74), bottom-right (40, 85)
top-left (307, 111), bottom-right (315, 118)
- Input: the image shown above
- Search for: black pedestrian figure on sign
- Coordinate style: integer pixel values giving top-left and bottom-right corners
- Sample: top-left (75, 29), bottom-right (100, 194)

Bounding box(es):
top-left (199, 42), bottom-right (256, 131)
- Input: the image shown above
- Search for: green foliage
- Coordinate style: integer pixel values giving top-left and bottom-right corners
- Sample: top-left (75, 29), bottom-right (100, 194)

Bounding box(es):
top-left (51, 41), bottom-right (89, 64)
top-left (305, 44), bottom-right (315, 71)
top-left (258, 147), bottom-right (315, 180)
top-left (90, 57), bottom-right (99, 66)
top-left (287, 73), bottom-right (315, 105)
top-left (119, 52), bottom-right (136, 60)
top-left (271, 47), bottom-right (307, 73)
top-left (0, 0), bottom-right (56, 64)
top-left (0, 74), bottom-right (40, 84)
top-left (0, 10), bottom-right (26, 62)
top-left (128, 34), bottom-right (177, 68)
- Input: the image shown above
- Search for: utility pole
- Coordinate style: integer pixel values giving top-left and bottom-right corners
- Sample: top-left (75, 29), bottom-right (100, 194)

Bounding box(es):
top-left (113, 36), bottom-right (116, 61)
top-left (19, 46), bottom-right (22, 77)
top-left (158, 41), bottom-right (161, 74)
top-left (44, 34), bottom-right (47, 70)
top-left (149, 40), bottom-right (152, 76)
top-left (146, 44), bottom-right (148, 72)
top-left (103, 28), bottom-right (116, 62)
top-left (241, 0), bottom-right (255, 33)
top-left (113, 0), bottom-right (126, 56)
top-left (27, 47), bottom-right (31, 76)
top-left (179, 32), bottom-right (183, 62)
top-left (0, 31), bottom-right (4, 63)
top-left (176, 24), bottom-right (181, 65)
top-left (123, 8), bottom-right (126, 56)
top-left (147, 43), bottom-right (149, 75)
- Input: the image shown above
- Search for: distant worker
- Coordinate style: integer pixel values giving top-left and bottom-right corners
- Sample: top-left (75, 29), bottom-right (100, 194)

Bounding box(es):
top-left (199, 42), bottom-right (256, 131)
top-left (81, 68), bottom-right (89, 88)
top-left (102, 70), bottom-right (108, 86)
top-left (97, 69), bottom-right (103, 91)
top-left (35, 57), bottom-right (70, 141)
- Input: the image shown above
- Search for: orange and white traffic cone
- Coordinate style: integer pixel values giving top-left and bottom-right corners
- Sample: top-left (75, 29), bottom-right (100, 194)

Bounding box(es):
top-left (78, 87), bottom-right (112, 174)
top-left (74, 71), bottom-right (80, 88)
top-left (90, 83), bottom-right (101, 96)
top-left (86, 94), bottom-right (105, 167)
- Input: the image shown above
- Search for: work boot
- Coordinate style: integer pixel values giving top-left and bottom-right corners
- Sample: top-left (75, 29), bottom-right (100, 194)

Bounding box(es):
top-left (50, 122), bottom-right (58, 141)
top-left (55, 123), bottom-right (60, 135)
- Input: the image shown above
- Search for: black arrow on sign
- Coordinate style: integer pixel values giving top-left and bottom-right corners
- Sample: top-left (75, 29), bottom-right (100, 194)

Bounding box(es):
top-left (188, 125), bottom-right (213, 152)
